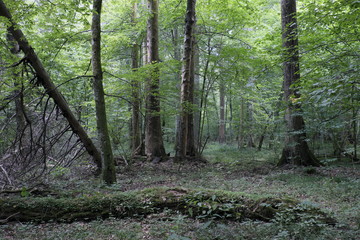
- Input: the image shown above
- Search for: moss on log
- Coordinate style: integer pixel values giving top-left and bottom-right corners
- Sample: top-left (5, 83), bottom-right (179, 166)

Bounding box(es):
top-left (0, 187), bottom-right (335, 224)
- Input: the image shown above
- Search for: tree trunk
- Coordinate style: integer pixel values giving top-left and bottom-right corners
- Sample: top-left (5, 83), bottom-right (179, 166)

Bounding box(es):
top-left (278, 0), bottom-right (321, 166)
top-left (186, 33), bottom-right (197, 157)
top-left (218, 82), bottom-right (226, 143)
top-left (193, 45), bottom-right (200, 147)
top-left (198, 37), bottom-right (212, 151)
top-left (258, 126), bottom-right (268, 151)
top-left (246, 101), bottom-right (255, 148)
top-left (131, 2), bottom-right (142, 156)
top-left (91, 0), bottom-right (116, 183)
top-left (0, 187), bottom-right (335, 225)
top-left (173, 26), bottom-right (182, 151)
top-left (228, 91), bottom-right (233, 141)
top-left (238, 97), bottom-right (245, 149)
top-left (0, 0), bottom-right (102, 171)
top-left (145, 0), bottom-right (166, 161)
top-left (176, 0), bottom-right (197, 159)
top-left (6, 31), bottom-right (26, 140)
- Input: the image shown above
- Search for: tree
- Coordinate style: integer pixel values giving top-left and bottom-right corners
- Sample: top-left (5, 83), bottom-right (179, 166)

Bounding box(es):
top-left (175, 0), bottom-right (198, 159)
top-left (6, 31), bottom-right (26, 143)
top-left (278, 0), bottom-right (321, 166)
top-left (91, 0), bottom-right (116, 183)
top-left (145, 0), bottom-right (166, 161)
top-left (130, 2), bottom-right (143, 156)
top-left (218, 81), bottom-right (226, 143)
top-left (0, 0), bottom-right (103, 171)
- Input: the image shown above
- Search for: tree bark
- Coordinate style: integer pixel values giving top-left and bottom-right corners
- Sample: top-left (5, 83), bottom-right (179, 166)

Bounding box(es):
top-left (131, 2), bottom-right (143, 156)
top-left (0, 0), bottom-right (102, 171)
top-left (186, 33), bottom-right (197, 156)
top-left (145, 0), bottom-right (166, 160)
top-left (218, 82), bottom-right (226, 143)
top-left (278, 0), bottom-right (321, 166)
top-left (193, 45), bottom-right (200, 148)
top-left (91, 0), bottom-right (116, 183)
top-left (176, 0), bottom-right (197, 159)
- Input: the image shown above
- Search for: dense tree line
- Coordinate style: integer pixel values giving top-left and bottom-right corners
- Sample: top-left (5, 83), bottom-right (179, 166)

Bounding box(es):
top-left (0, 0), bottom-right (358, 186)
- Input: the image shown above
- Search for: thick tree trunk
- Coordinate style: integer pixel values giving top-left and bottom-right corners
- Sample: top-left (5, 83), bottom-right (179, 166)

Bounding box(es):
top-left (0, 0), bottom-right (102, 171)
top-left (176, 0), bottom-right (197, 159)
top-left (131, 3), bottom-right (142, 156)
top-left (91, 0), bottom-right (116, 183)
top-left (278, 0), bottom-right (321, 166)
top-left (145, 0), bottom-right (166, 161)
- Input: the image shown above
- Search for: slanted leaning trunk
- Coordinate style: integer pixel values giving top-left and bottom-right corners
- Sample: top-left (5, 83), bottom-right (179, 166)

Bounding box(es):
top-left (0, 0), bottom-right (102, 171)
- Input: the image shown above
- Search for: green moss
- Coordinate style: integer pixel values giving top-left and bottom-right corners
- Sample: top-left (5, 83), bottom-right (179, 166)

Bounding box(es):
top-left (0, 187), bottom-right (335, 225)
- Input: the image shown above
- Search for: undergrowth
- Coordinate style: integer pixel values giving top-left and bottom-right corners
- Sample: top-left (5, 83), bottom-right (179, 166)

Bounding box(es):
top-left (1, 143), bottom-right (359, 239)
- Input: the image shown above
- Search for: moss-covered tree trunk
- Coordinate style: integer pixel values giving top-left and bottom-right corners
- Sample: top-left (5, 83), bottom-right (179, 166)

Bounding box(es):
top-left (0, 187), bottom-right (335, 225)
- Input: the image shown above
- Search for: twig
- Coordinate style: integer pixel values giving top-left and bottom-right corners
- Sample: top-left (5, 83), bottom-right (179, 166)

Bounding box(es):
top-left (0, 164), bottom-right (12, 186)
top-left (0, 212), bottom-right (20, 224)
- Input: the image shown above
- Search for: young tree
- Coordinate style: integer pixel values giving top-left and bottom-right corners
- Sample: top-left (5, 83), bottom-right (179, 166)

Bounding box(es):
top-left (278, 0), bottom-right (321, 166)
top-left (175, 0), bottom-right (197, 159)
top-left (218, 81), bottom-right (226, 143)
top-left (145, 0), bottom-right (166, 161)
top-left (91, 0), bottom-right (116, 183)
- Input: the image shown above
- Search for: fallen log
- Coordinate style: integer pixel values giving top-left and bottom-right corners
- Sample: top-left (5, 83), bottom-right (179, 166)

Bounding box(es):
top-left (0, 187), bottom-right (335, 225)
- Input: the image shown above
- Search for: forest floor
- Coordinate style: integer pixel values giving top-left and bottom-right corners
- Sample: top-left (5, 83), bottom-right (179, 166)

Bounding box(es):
top-left (1, 143), bottom-right (359, 240)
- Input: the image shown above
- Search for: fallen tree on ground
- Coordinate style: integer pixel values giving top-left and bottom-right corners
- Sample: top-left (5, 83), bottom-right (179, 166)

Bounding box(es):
top-left (0, 187), bottom-right (335, 225)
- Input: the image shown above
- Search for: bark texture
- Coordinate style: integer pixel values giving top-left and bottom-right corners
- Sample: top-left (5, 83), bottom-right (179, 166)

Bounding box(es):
top-left (145, 0), bottom-right (166, 160)
top-left (176, 0), bottom-right (197, 159)
top-left (91, 0), bottom-right (116, 183)
top-left (278, 0), bottom-right (321, 166)
top-left (130, 3), bottom-right (143, 156)
top-left (0, 0), bottom-right (102, 170)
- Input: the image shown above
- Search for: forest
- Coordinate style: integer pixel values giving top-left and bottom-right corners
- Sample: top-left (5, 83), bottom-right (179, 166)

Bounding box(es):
top-left (0, 0), bottom-right (359, 239)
